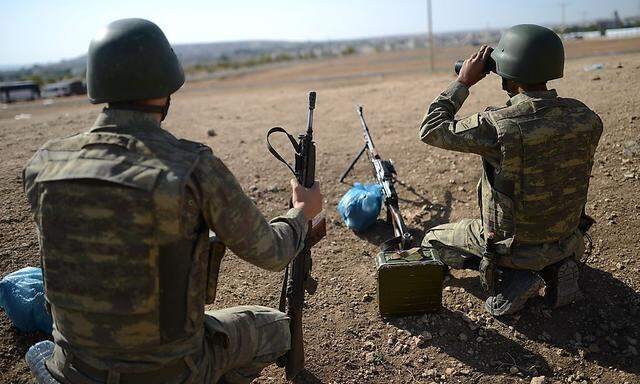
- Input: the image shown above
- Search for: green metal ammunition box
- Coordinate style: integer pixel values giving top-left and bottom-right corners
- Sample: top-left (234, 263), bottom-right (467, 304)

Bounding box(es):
top-left (375, 247), bottom-right (444, 317)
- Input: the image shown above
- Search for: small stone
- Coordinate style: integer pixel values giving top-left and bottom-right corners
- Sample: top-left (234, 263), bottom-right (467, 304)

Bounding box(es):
top-left (531, 376), bottom-right (547, 384)
top-left (362, 294), bottom-right (373, 302)
top-left (578, 348), bottom-right (587, 359)
top-left (266, 185), bottom-right (280, 192)
top-left (363, 341), bottom-right (375, 351)
top-left (423, 368), bottom-right (437, 377)
top-left (206, 128), bottom-right (217, 137)
top-left (591, 76), bottom-right (601, 81)
top-left (422, 331), bottom-right (433, 340)
top-left (475, 336), bottom-right (484, 343)
top-left (458, 333), bottom-right (468, 341)
top-left (412, 335), bottom-right (427, 348)
top-left (445, 367), bottom-right (456, 376)
top-left (365, 352), bottom-right (376, 363)
top-left (509, 366), bottom-right (519, 374)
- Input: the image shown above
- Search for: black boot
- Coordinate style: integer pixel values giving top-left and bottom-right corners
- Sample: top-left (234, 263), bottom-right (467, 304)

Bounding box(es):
top-left (541, 257), bottom-right (583, 308)
top-left (484, 268), bottom-right (544, 317)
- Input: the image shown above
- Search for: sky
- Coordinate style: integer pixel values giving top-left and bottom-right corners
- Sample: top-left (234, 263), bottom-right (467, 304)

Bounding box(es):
top-left (1, 0), bottom-right (639, 66)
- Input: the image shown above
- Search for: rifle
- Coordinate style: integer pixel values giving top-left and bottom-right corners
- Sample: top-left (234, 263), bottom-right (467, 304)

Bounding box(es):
top-left (339, 105), bottom-right (412, 251)
top-left (205, 233), bottom-right (225, 305)
top-left (266, 91), bottom-right (326, 380)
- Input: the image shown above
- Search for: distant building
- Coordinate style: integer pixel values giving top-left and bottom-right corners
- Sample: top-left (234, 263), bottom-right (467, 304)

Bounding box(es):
top-left (42, 79), bottom-right (86, 98)
top-left (0, 81), bottom-right (40, 103)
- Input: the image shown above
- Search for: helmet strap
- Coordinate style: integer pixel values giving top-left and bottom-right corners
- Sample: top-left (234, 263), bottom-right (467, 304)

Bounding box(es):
top-left (501, 78), bottom-right (517, 98)
top-left (109, 96), bottom-right (171, 121)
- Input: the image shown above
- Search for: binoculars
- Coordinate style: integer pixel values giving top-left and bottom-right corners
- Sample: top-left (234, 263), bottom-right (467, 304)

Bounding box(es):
top-left (454, 56), bottom-right (496, 75)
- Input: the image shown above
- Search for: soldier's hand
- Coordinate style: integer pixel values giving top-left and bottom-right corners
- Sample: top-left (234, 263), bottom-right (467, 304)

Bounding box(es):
top-left (457, 45), bottom-right (493, 88)
top-left (291, 179), bottom-right (323, 221)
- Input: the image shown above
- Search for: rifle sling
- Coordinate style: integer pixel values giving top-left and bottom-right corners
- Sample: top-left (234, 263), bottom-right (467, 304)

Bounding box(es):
top-left (266, 127), bottom-right (299, 177)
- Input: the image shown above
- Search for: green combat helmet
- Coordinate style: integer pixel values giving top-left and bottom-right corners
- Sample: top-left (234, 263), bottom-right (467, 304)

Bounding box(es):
top-left (491, 24), bottom-right (564, 84)
top-left (87, 18), bottom-right (184, 104)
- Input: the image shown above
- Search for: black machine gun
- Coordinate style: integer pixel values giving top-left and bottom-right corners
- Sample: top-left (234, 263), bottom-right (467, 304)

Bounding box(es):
top-left (339, 105), bottom-right (412, 251)
top-left (266, 91), bottom-right (326, 380)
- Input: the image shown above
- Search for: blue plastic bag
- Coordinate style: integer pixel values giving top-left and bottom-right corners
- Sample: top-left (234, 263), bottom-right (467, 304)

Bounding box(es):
top-left (337, 183), bottom-right (383, 232)
top-left (0, 267), bottom-right (52, 333)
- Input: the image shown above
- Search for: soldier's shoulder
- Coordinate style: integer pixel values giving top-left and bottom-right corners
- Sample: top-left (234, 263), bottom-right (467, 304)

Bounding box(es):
top-left (178, 138), bottom-right (213, 154)
top-left (39, 132), bottom-right (86, 151)
top-left (485, 103), bottom-right (528, 122)
top-left (557, 97), bottom-right (598, 114)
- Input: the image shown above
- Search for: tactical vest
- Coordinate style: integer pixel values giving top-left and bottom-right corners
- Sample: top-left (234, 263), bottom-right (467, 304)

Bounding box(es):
top-left (30, 120), bottom-right (211, 375)
top-left (481, 95), bottom-right (601, 247)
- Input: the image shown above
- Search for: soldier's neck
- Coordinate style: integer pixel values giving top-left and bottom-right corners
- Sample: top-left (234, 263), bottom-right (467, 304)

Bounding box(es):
top-left (517, 83), bottom-right (548, 93)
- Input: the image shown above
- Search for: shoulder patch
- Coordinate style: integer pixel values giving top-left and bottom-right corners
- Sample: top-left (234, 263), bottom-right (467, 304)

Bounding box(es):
top-left (455, 113), bottom-right (480, 134)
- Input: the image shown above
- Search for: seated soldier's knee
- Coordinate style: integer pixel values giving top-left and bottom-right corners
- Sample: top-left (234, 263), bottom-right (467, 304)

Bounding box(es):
top-left (251, 307), bottom-right (290, 361)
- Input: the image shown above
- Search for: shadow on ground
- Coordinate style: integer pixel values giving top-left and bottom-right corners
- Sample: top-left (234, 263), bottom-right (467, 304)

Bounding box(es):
top-left (449, 263), bottom-right (640, 376)
top-left (389, 306), bottom-right (552, 377)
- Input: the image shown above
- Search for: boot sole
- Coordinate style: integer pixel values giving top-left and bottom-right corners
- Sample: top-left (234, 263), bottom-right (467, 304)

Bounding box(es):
top-left (548, 259), bottom-right (583, 308)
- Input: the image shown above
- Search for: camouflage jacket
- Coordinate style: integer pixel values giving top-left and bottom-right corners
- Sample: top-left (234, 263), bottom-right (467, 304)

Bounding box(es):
top-left (420, 81), bottom-right (602, 269)
top-left (23, 108), bottom-right (308, 383)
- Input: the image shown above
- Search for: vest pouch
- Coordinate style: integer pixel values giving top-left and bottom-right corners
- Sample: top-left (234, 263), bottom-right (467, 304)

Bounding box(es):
top-left (480, 172), bottom-right (515, 242)
top-left (36, 158), bottom-right (162, 316)
top-left (375, 247), bottom-right (444, 317)
top-left (35, 154), bottom-right (165, 348)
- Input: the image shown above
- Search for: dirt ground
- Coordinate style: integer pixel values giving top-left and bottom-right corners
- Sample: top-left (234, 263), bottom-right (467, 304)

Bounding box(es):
top-left (1, 38), bottom-right (639, 384)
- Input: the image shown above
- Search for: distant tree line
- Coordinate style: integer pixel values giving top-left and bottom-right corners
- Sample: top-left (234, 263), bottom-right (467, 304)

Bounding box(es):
top-left (0, 67), bottom-right (77, 85)
top-left (185, 46), bottom-right (356, 75)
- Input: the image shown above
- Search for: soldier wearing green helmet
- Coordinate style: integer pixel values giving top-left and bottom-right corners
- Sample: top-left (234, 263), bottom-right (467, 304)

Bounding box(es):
top-left (23, 18), bottom-right (322, 384)
top-left (419, 24), bottom-right (603, 317)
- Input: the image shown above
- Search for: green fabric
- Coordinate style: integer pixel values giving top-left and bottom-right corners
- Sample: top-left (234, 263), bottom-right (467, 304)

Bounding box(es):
top-left (422, 219), bottom-right (586, 271)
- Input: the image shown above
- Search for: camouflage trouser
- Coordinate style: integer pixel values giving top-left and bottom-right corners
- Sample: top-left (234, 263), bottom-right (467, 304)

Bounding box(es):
top-left (422, 218), bottom-right (485, 268)
top-left (203, 305), bottom-right (290, 384)
top-left (422, 218), bottom-right (585, 271)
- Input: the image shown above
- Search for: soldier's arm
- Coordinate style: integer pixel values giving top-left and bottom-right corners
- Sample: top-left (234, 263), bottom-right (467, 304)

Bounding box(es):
top-left (193, 150), bottom-right (307, 272)
top-left (23, 149), bottom-right (47, 212)
top-left (419, 81), bottom-right (501, 165)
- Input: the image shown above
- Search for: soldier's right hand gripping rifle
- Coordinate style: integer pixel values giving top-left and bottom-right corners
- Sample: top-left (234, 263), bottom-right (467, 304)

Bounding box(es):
top-left (266, 91), bottom-right (326, 380)
top-left (339, 105), bottom-right (412, 251)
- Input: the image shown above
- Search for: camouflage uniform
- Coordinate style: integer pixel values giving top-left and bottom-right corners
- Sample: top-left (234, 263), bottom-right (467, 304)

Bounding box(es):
top-left (23, 108), bottom-right (307, 384)
top-left (420, 81), bottom-right (602, 271)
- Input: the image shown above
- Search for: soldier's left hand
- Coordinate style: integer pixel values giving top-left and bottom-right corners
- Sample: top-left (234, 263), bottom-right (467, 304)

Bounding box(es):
top-left (457, 45), bottom-right (493, 88)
